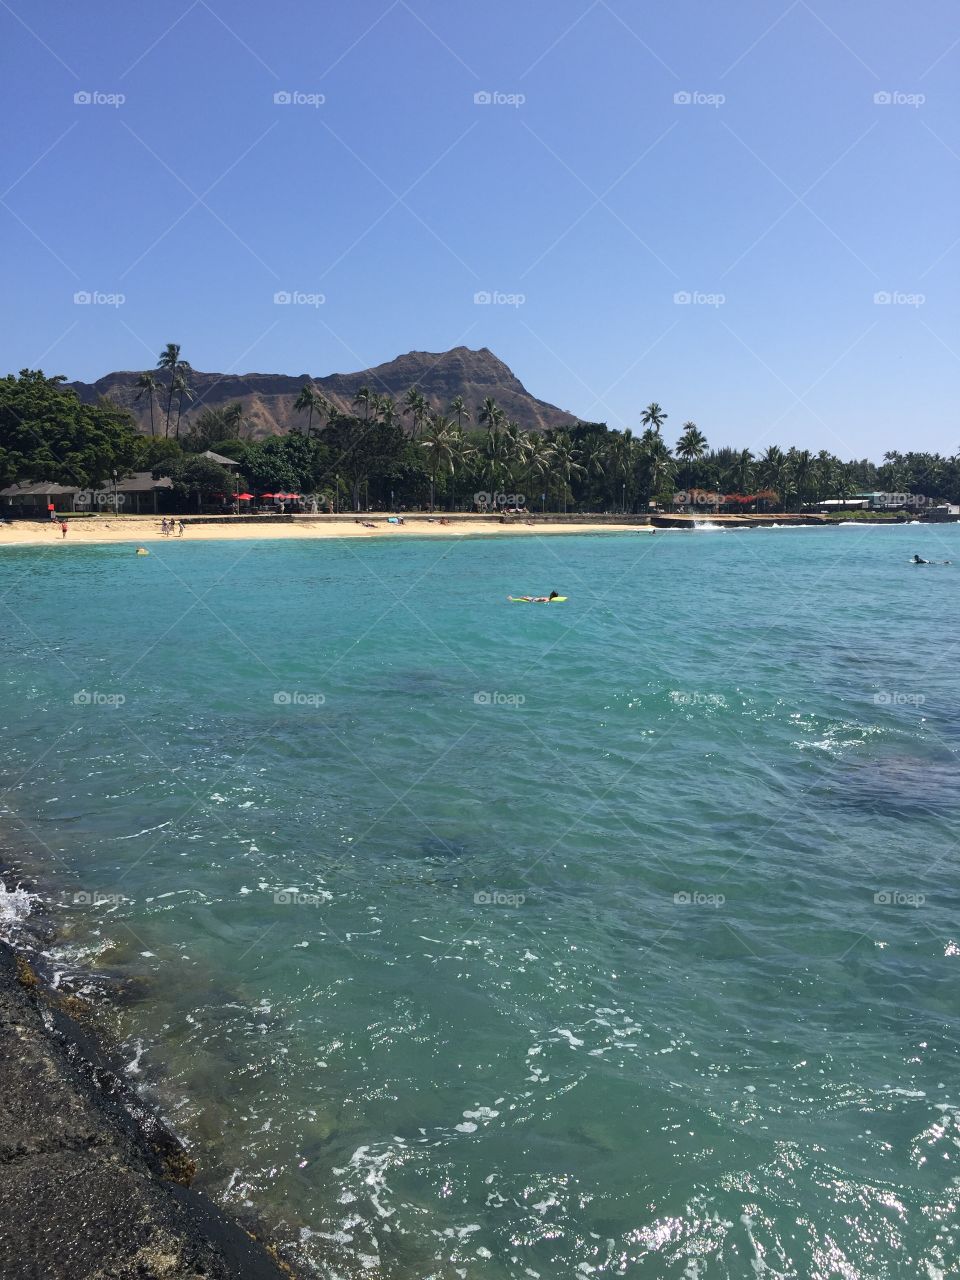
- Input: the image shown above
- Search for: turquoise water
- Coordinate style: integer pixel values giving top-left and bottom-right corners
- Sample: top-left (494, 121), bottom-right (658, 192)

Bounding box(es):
top-left (2, 527), bottom-right (960, 1278)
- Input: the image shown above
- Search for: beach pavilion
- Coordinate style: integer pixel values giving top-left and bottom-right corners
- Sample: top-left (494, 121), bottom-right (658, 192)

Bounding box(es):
top-left (0, 472), bottom-right (174, 515)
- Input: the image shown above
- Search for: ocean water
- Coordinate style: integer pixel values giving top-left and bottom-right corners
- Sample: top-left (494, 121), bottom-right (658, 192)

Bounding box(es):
top-left (2, 526), bottom-right (960, 1279)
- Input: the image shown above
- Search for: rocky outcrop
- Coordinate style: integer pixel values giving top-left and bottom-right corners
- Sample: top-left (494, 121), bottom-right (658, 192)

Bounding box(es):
top-left (65, 346), bottom-right (579, 439)
top-left (0, 942), bottom-right (297, 1280)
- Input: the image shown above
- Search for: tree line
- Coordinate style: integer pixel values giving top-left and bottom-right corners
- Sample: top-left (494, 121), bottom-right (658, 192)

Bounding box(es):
top-left (3, 354), bottom-right (959, 515)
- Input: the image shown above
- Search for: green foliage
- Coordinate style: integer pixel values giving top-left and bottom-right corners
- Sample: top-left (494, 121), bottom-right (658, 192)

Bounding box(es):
top-left (160, 455), bottom-right (234, 504)
top-left (207, 439), bottom-right (248, 460)
top-left (181, 403), bottom-right (244, 452)
top-left (241, 432), bottom-right (331, 493)
top-left (11, 364), bottom-right (960, 515)
top-left (156, 343), bottom-right (190, 438)
top-left (324, 415), bottom-right (410, 508)
top-left (0, 369), bottom-right (139, 489)
top-left (135, 436), bottom-right (182, 471)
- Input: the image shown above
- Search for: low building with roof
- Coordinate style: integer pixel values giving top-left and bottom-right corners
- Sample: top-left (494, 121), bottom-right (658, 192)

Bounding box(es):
top-left (1, 472), bottom-right (174, 515)
top-left (200, 450), bottom-right (240, 469)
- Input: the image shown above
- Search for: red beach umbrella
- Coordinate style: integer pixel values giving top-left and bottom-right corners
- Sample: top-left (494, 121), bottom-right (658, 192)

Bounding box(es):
top-left (233, 492), bottom-right (254, 501)
top-left (260, 492), bottom-right (276, 499)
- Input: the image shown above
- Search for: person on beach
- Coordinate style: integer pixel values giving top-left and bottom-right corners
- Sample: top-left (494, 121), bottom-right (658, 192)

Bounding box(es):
top-left (60, 521), bottom-right (68, 539)
top-left (177, 520), bottom-right (185, 537)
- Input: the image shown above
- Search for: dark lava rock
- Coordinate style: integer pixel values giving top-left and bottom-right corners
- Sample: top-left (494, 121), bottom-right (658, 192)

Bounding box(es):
top-left (0, 942), bottom-right (296, 1280)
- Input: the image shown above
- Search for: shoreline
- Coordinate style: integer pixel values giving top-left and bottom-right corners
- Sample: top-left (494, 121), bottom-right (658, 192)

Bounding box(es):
top-left (0, 513), bottom-right (649, 547)
top-left (0, 863), bottom-right (304, 1280)
top-left (0, 510), bottom-right (863, 548)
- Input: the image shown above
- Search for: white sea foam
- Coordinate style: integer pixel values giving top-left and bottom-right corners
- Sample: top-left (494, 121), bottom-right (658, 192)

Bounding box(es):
top-left (553, 1028), bottom-right (584, 1048)
top-left (336, 1145), bottom-right (396, 1221)
top-left (124, 1038), bottom-right (146, 1075)
top-left (114, 821), bottom-right (171, 841)
top-left (462, 1107), bottom-right (499, 1121)
top-left (0, 877), bottom-right (38, 933)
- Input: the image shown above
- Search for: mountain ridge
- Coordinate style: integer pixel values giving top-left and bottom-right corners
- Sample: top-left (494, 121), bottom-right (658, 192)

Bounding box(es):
top-left (65, 346), bottom-right (581, 438)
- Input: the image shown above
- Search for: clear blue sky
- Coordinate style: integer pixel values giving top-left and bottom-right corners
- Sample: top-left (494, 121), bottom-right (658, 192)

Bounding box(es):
top-left (1, 1), bottom-right (957, 458)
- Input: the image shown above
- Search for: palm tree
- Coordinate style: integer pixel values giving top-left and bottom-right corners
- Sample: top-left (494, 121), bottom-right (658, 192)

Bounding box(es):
top-left (157, 343), bottom-right (185, 437)
top-left (640, 402), bottom-right (668, 434)
top-left (312, 394), bottom-right (331, 436)
top-left (448, 428), bottom-right (476, 512)
top-left (577, 435), bottom-right (607, 506)
top-left (294, 384), bottom-right (320, 435)
top-left (607, 429), bottom-right (636, 511)
top-left (479, 396), bottom-right (505, 440)
top-left (550, 432), bottom-right (585, 513)
top-left (134, 372), bottom-right (159, 437)
top-left (758, 446), bottom-right (788, 511)
top-left (502, 421), bottom-right (531, 493)
top-left (172, 370), bottom-right (193, 439)
top-left (834, 462), bottom-right (855, 508)
top-left (638, 430), bottom-right (675, 509)
top-left (814, 450), bottom-right (834, 504)
top-left (676, 421), bottom-right (708, 490)
top-left (731, 449), bottom-right (754, 494)
top-left (221, 402), bottom-right (244, 439)
top-left (449, 394), bottom-right (470, 431)
top-left (403, 388), bottom-right (428, 439)
top-left (479, 425), bottom-right (514, 506)
top-left (421, 415), bottom-right (456, 512)
top-left (524, 434), bottom-right (555, 510)
top-left (378, 396), bottom-right (398, 429)
top-left (791, 449), bottom-right (814, 512)
top-left (353, 386), bottom-right (372, 421)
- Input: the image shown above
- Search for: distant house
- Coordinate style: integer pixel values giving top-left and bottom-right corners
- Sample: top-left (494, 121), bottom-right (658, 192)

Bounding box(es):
top-left (810, 498), bottom-right (870, 512)
top-left (200, 450), bottom-right (240, 470)
top-left (1, 471), bottom-right (173, 515)
top-left (854, 491), bottom-right (893, 509)
top-left (112, 471), bottom-right (175, 513)
top-left (0, 480), bottom-right (80, 514)
top-left (853, 491), bottom-right (925, 512)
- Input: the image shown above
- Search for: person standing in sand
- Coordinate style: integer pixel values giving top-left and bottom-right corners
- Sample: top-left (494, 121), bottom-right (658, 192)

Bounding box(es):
top-left (59, 521), bottom-right (68, 539)
top-left (177, 520), bottom-right (185, 537)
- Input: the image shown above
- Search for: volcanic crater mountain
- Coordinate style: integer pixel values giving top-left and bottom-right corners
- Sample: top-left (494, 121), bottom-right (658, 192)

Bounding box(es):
top-left (67, 346), bottom-right (579, 438)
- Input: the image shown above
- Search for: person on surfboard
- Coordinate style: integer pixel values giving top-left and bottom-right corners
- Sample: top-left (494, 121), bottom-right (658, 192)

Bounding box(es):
top-left (512, 591), bottom-right (561, 602)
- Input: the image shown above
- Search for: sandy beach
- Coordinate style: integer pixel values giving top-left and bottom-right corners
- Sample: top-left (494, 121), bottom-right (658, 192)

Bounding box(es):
top-left (0, 513), bottom-right (651, 548)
